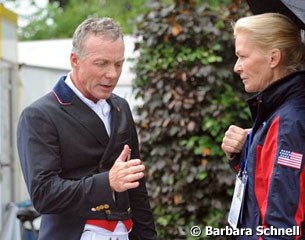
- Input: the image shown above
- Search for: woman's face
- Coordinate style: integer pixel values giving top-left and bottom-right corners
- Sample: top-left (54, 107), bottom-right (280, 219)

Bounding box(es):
top-left (234, 32), bottom-right (275, 93)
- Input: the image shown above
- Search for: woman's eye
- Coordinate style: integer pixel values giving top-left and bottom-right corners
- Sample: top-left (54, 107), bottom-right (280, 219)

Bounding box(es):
top-left (115, 61), bottom-right (124, 67)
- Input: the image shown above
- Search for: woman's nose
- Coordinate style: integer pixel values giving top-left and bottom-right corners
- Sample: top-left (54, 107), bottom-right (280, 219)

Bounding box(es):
top-left (234, 59), bottom-right (242, 74)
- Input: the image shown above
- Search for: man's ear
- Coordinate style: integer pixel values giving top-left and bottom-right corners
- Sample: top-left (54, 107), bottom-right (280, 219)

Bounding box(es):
top-left (70, 52), bottom-right (79, 68)
top-left (269, 48), bottom-right (281, 68)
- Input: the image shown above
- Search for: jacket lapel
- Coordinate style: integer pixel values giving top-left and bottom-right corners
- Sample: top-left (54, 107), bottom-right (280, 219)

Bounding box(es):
top-left (100, 96), bottom-right (121, 165)
top-left (52, 76), bottom-right (110, 146)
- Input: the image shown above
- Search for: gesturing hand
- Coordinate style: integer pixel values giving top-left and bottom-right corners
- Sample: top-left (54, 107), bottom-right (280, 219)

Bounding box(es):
top-left (221, 125), bottom-right (251, 160)
top-left (109, 145), bottom-right (145, 192)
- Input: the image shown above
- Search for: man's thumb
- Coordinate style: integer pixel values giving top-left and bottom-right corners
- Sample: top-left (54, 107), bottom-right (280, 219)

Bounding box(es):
top-left (117, 144), bottom-right (130, 162)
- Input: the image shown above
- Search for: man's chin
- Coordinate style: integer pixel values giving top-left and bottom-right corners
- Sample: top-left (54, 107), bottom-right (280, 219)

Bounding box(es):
top-left (97, 93), bottom-right (111, 100)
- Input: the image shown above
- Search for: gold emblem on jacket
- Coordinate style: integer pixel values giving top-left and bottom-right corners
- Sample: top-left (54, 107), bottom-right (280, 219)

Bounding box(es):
top-left (91, 204), bottom-right (110, 212)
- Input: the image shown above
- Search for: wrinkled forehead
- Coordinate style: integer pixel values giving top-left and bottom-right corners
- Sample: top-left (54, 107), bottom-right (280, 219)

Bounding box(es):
top-left (82, 35), bottom-right (125, 58)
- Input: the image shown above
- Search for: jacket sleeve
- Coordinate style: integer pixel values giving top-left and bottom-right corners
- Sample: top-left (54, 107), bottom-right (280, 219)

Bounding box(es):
top-left (228, 153), bottom-right (242, 173)
top-left (255, 115), bottom-right (305, 239)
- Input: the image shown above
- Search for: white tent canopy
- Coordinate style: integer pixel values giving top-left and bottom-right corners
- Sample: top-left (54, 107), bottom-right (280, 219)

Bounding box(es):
top-left (18, 36), bottom-right (137, 85)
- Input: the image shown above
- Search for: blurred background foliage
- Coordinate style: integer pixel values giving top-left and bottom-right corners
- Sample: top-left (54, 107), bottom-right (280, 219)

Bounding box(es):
top-left (6, 0), bottom-right (232, 40)
top-left (5, 0), bottom-right (253, 238)
top-left (132, 0), bottom-right (251, 239)
top-left (7, 0), bottom-right (153, 39)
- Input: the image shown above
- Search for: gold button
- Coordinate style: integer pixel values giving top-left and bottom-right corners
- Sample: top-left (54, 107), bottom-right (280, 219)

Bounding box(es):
top-left (98, 205), bottom-right (105, 211)
top-left (104, 204), bottom-right (109, 209)
top-left (91, 208), bottom-right (96, 212)
top-left (105, 210), bottom-right (111, 214)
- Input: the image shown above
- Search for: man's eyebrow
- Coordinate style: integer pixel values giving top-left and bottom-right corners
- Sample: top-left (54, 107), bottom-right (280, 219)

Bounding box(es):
top-left (93, 58), bottom-right (125, 62)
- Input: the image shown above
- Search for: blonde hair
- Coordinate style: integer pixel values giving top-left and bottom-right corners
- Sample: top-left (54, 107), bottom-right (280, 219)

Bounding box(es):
top-left (233, 13), bottom-right (305, 72)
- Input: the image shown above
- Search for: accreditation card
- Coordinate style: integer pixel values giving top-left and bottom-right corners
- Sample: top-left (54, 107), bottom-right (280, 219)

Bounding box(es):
top-left (228, 173), bottom-right (248, 229)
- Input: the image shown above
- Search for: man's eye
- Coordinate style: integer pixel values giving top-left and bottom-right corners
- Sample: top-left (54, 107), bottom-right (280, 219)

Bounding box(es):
top-left (95, 62), bottom-right (106, 66)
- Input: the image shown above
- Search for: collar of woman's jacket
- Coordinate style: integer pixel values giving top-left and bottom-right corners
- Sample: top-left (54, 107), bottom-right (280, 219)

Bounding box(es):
top-left (246, 70), bottom-right (305, 133)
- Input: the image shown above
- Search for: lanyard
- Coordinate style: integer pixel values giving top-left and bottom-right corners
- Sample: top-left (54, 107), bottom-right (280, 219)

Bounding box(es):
top-left (240, 130), bottom-right (253, 175)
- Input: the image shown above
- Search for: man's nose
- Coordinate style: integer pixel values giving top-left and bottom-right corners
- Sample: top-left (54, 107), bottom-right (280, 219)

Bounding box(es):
top-left (105, 65), bottom-right (119, 79)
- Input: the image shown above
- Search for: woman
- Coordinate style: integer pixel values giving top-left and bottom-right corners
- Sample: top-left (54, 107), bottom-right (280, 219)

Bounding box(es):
top-left (222, 13), bottom-right (305, 239)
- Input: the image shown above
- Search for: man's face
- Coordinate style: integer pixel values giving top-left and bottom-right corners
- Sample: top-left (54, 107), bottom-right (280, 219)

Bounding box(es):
top-left (234, 32), bottom-right (274, 93)
top-left (70, 35), bottom-right (125, 101)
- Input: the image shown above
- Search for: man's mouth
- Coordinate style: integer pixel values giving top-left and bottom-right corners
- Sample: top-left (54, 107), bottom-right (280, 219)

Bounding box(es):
top-left (99, 84), bottom-right (112, 88)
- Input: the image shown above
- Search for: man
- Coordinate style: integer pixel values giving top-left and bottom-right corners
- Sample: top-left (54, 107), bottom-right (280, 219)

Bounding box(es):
top-left (17, 17), bottom-right (157, 240)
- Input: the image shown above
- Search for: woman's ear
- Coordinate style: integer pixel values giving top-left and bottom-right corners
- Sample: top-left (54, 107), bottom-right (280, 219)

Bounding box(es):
top-left (269, 48), bottom-right (281, 68)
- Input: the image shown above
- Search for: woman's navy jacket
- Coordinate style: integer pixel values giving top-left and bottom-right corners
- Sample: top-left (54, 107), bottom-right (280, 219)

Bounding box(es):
top-left (230, 71), bottom-right (305, 240)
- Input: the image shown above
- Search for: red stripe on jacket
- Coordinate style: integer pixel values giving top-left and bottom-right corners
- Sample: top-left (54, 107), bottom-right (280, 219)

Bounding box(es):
top-left (254, 116), bottom-right (280, 230)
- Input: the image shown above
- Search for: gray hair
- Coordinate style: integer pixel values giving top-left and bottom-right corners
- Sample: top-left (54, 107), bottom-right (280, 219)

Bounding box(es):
top-left (72, 17), bottom-right (123, 57)
top-left (233, 13), bottom-right (305, 72)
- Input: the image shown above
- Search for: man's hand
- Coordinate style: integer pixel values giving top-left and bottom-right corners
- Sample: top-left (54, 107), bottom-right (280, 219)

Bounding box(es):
top-left (221, 125), bottom-right (251, 160)
top-left (109, 145), bottom-right (145, 192)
